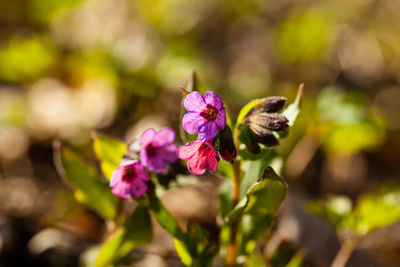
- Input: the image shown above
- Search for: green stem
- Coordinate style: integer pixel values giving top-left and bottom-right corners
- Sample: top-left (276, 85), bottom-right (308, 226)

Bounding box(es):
top-left (331, 236), bottom-right (360, 267)
top-left (225, 127), bottom-right (242, 266)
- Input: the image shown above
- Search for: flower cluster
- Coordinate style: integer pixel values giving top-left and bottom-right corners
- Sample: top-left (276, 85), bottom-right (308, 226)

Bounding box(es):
top-left (110, 128), bottom-right (178, 199)
top-left (177, 91), bottom-right (236, 175)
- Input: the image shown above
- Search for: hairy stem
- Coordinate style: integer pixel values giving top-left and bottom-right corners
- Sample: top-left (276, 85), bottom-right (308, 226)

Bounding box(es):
top-left (225, 128), bottom-right (242, 266)
top-left (331, 236), bottom-right (360, 267)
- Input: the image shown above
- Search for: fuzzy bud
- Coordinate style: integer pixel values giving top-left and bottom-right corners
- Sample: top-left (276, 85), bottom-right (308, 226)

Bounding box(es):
top-left (217, 126), bottom-right (236, 162)
top-left (246, 113), bottom-right (289, 132)
top-left (250, 96), bottom-right (287, 114)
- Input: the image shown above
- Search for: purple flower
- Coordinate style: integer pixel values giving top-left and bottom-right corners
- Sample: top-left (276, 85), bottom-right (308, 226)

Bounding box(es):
top-left (110, 160), bottom-right (150, 199)
top-left (140, 128), bottom-right (178, 173)
top-left (182, 91), bottom-right (226, 142)
top-left (176, 141), bottom-right (218, 175)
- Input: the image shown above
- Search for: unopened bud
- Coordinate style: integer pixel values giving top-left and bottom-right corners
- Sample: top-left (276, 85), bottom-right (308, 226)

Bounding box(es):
top-left (218, 126), bottom-right (236, 162)
top-left (250, 96), bottom-right (287, 114)
top-left (246, 113), bottom-right (289, 132)
top-left (247, 123), bottom-right (279, 146)
top-left (239, 124), bottom-right (261, 154)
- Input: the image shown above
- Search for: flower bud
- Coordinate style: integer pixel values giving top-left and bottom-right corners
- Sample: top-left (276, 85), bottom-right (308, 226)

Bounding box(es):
top-left (246, 113), bottom-right (289, 132)
top-left (250, 96), bottom-right (287, 114)
top-left (239, 124), bottom-right (261, 154)
top-left (217, 126), bottom-right (236, 162)
top-left (247, 123), bottom-right (279, 146)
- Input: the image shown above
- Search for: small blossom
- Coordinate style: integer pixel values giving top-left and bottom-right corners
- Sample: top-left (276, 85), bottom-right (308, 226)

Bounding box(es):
top-left (182, 91), bottom-right (226, 142)
top-left (110, 160), bottom-right (150, 199)
top-left (176, 141), bottom-right (218, 175)
top-left (140, 128), bottom-right (178, 173)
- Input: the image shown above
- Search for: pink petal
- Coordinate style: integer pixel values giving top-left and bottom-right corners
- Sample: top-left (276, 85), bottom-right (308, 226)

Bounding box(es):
top-left (198, 121), bottom-right (217, 141)
top-left (176, 141), bottom-right (202, 160)
top-left (161, 143), bottom-right (178, 162)
top-left (184, 91), bottom-right (207, 112)
top-left (183, 113), bottom-right (206, 135)
top-left (133, 163), bottom-right (150, 181)
top-left (140, 128), bottom-right (156, 147)
top-left (204, 91), bottom-right (223, 109)
top-left (111, 180), bottom-right (132, 199)
top-left (154, 128), bottom-right (175, 146)
top-left (216, 108), bottom-right (226, 129)
top-left (130, 179), bottom-right (148, 198)
top-left (206, 152), bottom-right (218, 173)
top-left (110, 168), bottom-right (124, 187)
top-left (187, 154), bottom-right (207, 175)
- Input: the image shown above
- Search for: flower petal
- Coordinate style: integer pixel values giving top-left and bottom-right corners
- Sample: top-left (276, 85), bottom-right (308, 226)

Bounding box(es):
top-left (154, 128), bottom-right (175, 146)
top-left (204, 91), bottom-right (223, 109)
top-left (176, 141), bottom-right (202, 159)
top-left (198, 121), bottom-right (218, 142)
top-left (110, 168), bottom-right (124, 187)
top-left (187, 154), bottom-right (207, 175)
top-left (216, 108), bottom-right (226, 129)
top-left (130, 179), bottom-right (148, 198)
top-left (111, 180), bottom-right (132, 199)
top-left (206, 151), bottom-right (218, 173)
top-left (140, 128), bottom-right (156, 147)
top-left (184, 91), bottom-right (207, 112)
top-left (183, 112), bottom-right (206, 135)
top-left (160, 143), bottom-right (178, 163)
top-left (133, 163), bottom-right (150, 181)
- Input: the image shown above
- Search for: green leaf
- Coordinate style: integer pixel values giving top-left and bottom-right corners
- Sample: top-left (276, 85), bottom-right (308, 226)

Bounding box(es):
top-left (174, 238), bottom-right (193, 266)
top-left (148, 193), bottom-right (185, 240)
top-left (235, 98), bottom-right (266, 129)
top-left (350, 186), bottom-right (400, 235)
top-left (235, 167), bottom-right (287, 256)
top-left (281, 84), bottom-right (304, 127)
top-left (93, 133), bottom-right (127, 181)
top-left (95, 206), bottom-right (153, 267)
top-left (55, 143), bottom-right (118, 220)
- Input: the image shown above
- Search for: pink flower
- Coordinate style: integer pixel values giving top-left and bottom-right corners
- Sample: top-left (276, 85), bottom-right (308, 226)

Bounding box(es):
top-left (176, 141), bottom-right (218, 175)
top-left (110, 160), bottom-right (150, 199)
top-left (140, 128), bottom-right (178, 173)
top-left (182, 91), bottom-right (226, 142)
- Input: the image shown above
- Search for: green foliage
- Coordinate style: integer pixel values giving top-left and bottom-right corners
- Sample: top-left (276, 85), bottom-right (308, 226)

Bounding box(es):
top-left (282, 84), bottom-right (303, 127)
top-left (56, 143), bottom-right (118, 220)
top-left (0, 36), bottom-right (56, 82)
top-left (95, 206), bottom-right (153, 267)
top-left (149, 192), bottom-right (217, 266)
top-left (223, 167), bottom-right (287, 257)
top-left (93, 133), bottom-right (127, 180)
top-left (238, 167), bottom-right (287, 256)
top-left (306, 185), bottom-right (400, 236)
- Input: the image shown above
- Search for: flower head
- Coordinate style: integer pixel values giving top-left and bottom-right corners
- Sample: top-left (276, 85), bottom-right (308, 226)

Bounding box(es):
top-left (176, 141), bottom-right (218, 175)
top-left (140, 128), bottom-right (178, 173)
top-left (183, 91), bottom-right (226, 142)
top-left (110, 160), bottom-right (150, 199)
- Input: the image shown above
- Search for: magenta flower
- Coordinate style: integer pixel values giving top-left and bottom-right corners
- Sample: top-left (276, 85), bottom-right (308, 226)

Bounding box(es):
top-left (183, 91), bottom-right (226, 142)
top-left (176, 141), bottom-right (218, 175)
top-left (140, 128), bottom-right (178, 173)
top-left (110, 160), bottom-right (150, 199)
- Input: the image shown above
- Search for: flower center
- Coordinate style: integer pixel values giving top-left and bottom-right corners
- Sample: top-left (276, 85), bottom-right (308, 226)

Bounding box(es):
top-left (200, 105), bottom-right (218, 121)
top-left (145, 144), bottom-right (158, 157)
top-left (122, 167), bottom-right (136, 182)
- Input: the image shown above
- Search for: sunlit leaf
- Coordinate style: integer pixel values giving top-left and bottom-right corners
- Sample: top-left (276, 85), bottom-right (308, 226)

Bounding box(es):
top-left (95, 206), bottom-right (153, 267)
top-left (235, 167), bottom-right (287, 256)
top-left (174, 238), bottom-right (193, 266)
top-left (55, 142), bottom-right (117, 220)
top-left (93, 133), bottom-right (127, 180)
top-left (235, 99), bottom-right (265, 129)
top-left (281, 84), bottom-right (304, 127)
top-left (148, 193), bottom-right (185, 240)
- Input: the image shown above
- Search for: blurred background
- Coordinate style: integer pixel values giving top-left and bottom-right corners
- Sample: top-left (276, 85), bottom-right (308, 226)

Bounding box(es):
top-left (0, 0), bottom-right (399, 266)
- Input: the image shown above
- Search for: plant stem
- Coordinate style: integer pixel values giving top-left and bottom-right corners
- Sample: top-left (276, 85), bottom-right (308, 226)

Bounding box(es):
top-left (226, 127), bottom-right (242, 266)
top-left (331, 236), bottom-right (360, 267)
top-left (225, 159), bottom-right (241, 266)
